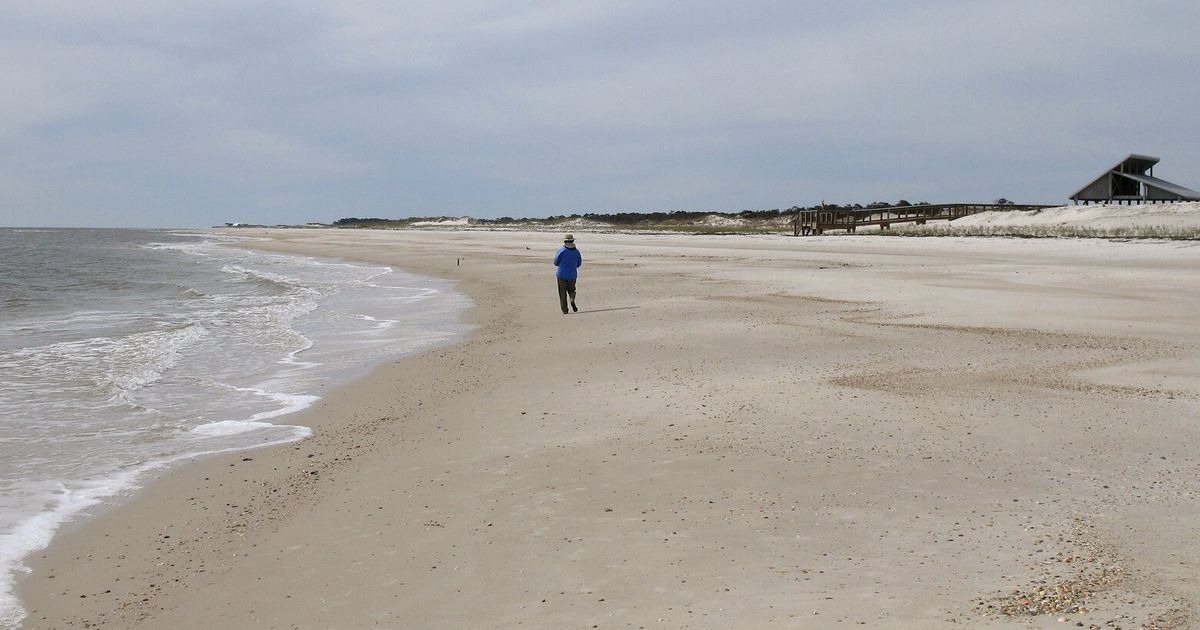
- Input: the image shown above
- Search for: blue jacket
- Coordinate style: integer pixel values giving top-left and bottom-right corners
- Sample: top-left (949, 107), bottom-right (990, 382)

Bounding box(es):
top-left (553, 245), bottom-right (582, 279)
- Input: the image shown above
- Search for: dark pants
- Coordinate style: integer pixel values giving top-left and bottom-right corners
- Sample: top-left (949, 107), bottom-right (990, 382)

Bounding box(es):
top-left (557, 278), bottom-right (577, 313)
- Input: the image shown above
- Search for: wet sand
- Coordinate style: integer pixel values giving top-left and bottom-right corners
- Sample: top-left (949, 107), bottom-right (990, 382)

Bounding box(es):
top-left (17, 230), bottom-right (1200, 629)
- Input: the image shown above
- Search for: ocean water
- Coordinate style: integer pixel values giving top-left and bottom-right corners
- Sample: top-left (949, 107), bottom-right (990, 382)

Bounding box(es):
top-left (0, 229), bottom-right (470, 627)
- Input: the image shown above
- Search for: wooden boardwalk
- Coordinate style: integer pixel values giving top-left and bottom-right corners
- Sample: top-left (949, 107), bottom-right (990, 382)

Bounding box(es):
top-left (794, 203), bottom-right (1053, 235)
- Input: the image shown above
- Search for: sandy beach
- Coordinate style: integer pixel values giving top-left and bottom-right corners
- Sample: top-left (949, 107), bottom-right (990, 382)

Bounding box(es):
top-left (16, 229), bottom-right (1200, 629)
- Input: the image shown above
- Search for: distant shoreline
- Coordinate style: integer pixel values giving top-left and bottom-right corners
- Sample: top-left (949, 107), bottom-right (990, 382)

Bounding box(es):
top-left (220, 201), bottom-right (1200, 240)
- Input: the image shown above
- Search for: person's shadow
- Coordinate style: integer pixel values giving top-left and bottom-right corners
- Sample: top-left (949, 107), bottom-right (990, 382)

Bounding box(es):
top-left (574, 306), bottom-right (639, 315)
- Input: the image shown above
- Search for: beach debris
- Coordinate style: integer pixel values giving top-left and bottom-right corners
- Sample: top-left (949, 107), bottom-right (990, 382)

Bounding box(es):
top-left (977, 518), bottom-right (1126, 619)
top-left (973, 518), bottom-right (1193, 629)
top-left (985, 567), bottom-right (1121, 617)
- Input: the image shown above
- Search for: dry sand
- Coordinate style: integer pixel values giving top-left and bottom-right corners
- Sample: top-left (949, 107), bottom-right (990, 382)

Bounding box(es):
top-left (16, 230), bottom-right (1200, 629)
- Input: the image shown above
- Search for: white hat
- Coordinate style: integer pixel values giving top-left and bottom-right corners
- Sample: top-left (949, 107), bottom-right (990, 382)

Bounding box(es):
top-left (563, 233), bottom-right (575, 242)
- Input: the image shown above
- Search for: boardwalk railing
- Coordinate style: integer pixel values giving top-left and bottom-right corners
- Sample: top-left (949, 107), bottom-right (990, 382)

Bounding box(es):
top-left (794, 203), bottom-right (1054, 235)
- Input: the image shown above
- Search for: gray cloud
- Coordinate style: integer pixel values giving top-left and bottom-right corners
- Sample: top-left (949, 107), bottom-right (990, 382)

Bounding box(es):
top-left (2, 0), bottom-right (1197, 226)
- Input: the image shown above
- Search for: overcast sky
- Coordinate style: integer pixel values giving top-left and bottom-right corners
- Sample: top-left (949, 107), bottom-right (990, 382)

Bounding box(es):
top-left (2, 1), bottom-right (1198, 227)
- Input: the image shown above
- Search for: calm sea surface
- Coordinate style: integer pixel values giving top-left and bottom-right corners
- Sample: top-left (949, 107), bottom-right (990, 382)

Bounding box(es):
top-left (0, 229), bottom-right (470, 627)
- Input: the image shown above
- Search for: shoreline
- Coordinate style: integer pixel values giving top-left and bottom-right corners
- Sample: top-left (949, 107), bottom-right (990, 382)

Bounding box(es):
top-left (9, 231), bottom-right (487, 629)
top-left (17, 229), bottom-right (1200, 629)
top-left (0, 232), bottom-right (470, 629)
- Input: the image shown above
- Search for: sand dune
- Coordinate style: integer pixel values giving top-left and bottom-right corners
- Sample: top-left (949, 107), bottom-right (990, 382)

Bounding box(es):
top-left (954, 201), bottom-right (1200, 230)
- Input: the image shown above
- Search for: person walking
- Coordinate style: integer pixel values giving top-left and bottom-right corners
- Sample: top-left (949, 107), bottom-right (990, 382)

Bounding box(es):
top-left (553, 233), bottom-right (582, 314)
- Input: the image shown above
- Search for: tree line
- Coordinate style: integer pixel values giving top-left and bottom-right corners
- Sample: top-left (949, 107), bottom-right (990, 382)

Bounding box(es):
top-left (333, 200), bottom-right (949, 228)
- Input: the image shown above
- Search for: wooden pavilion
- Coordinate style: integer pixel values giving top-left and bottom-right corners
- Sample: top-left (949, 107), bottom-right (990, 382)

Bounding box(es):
top-left (1071, 154), bottom-right (1200, 204)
